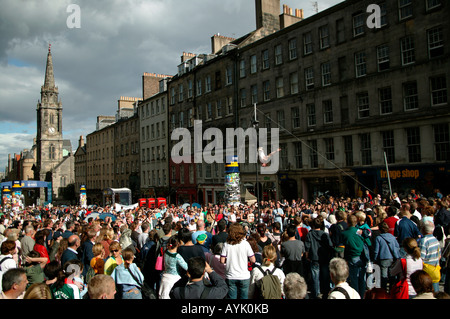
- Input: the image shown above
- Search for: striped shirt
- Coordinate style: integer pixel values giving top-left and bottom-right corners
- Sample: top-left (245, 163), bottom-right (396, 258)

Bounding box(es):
top-left (419, 234), bottom-right (441, 266)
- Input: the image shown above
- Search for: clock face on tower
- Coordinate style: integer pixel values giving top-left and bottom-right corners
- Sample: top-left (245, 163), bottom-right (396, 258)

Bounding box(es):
top-left (48, 126), bottom-right (56, 134)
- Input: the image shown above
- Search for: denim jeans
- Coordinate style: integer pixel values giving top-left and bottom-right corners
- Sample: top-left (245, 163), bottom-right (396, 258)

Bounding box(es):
top-left (379, 259), bottom-right (394, 291)
top-left (226, 278), bottom-right (250, 299)
top-left (310, 261), bottom-right (331, 299)
top-left (347, 256), bottom-right (366, 298)
top-left (122, 286), bottom-right (143, 299)
top-left (432, 282), bottom-right (440, 293)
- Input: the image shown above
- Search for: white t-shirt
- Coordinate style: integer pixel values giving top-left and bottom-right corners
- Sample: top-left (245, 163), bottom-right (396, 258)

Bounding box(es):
top-left (328, 282), bottom-right (361, 299)
top-left (0, 255), bottom-right (16, 272)
top-left (221, 240), bottom-right (254, 280)
top-left (0, 254), bottom-right (17, 294)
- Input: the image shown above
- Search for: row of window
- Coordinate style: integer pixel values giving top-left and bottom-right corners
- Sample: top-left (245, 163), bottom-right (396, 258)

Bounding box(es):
top-left (86, 141), bottom-right (139, 161)
top-left (141, 145), bottom-right (167, 162)
top-left (161, 122), bottom-right (450, 183)
top-left (88, 122), bottom-right (139, 147)
top-left (394, 0), bottom-right (442, 21)
top-left (260, 123), bottom-right (450, 170)
top-left (170, 67), bottom-right (234, 105)
top-left (142, 169), bottom-right (168, 188)
top-left (253, 76), bottom-right (447, 131)
top-left (167, 74), bottom-right (447, 132)
top-left (170, 164), bottom-right (223, 184)
top-left (168, 25), bottom-right (444, 117)
top-left (87, 160), bottom-right (140, 177)
top-left (170, 165), bottom-right (196, 185)
top-left (141, 121), bottom-right (166, 141)
top-left (140, 97), bottom-right (166, 119)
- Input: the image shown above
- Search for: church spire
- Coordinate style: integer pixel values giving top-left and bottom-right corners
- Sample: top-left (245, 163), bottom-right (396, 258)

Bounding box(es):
top-left (43, 44), bottom-right (55, 89)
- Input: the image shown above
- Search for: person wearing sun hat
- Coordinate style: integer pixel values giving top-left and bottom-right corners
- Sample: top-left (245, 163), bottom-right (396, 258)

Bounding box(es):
top-left (195, 233), bottom-right (209, 253)
top-left (192, 220), bottom-right (213, 252)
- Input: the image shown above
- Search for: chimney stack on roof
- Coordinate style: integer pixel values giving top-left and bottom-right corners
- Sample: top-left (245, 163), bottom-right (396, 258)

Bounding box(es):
top-left (181, 52), bottom-right (197, 63)
top-left (211, 34), bottom-right (236, 54)
top-left (280, 2), bottom-right (304, 28)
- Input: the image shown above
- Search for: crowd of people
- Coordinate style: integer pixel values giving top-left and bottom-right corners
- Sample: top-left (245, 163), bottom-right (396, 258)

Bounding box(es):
top-left (1, 188), bottom-right (450, 300)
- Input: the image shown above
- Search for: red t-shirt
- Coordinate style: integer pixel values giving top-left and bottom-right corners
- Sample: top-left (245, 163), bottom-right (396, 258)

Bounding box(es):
top-left (296, 226), bottom-right (309, 241)
top-left (33, 243), bottom-right (50, 263)
top-left (383, 216), bottom-right (399, 235)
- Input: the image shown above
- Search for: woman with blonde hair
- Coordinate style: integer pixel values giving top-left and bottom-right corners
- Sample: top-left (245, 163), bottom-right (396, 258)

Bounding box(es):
top-left (104, 241), bottom-right (123, 276)
top-left (248, 244), bottom-right (285, 299)
top-left (24, 282), bottom-right (52, 299)
top-left (98, 228), bottom-right (115, 257)
top-left (390, 237), bottom-right (423, 299)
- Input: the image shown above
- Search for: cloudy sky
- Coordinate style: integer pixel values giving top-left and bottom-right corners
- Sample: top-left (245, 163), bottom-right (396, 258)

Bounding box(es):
top-left (0, 0), bottom-right (343, 173)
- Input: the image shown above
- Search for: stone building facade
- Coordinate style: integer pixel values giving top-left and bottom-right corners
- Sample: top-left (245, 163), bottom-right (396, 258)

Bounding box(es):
top-left (113, 97), bottom-right (141, 197)
top-left (168, 0), bottom-right (449, 202)
top-left (139, 74), bottom-right (171, 199)
top-left (80, 97), bottom-right (140, 204)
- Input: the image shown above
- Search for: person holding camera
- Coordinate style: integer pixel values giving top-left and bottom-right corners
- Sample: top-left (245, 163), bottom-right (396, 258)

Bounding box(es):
top-left (170, 256), bottom-right (228, 299)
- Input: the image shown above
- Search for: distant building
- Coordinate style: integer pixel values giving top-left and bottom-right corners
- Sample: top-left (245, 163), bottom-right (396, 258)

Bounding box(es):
top-left (5, 47), bottom-right (75, 204)
top-left (3, 47), bottom-right (76, 204)
top-left (113, 97), bottom-right (141, 200)
top-left (74, 136), bottom-right (87, 199)
top-left (138, 73), bottom-right (171, 200)
top-left (78, 97), bottom-right (141, 205)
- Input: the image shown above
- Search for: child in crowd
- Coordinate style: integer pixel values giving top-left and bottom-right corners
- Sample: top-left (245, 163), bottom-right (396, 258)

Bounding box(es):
top-left (90, 243), bottom-right (105, 275)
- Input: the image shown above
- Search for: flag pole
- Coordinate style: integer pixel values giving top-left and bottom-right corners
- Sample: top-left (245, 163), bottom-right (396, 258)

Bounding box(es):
top-left (253, 103), bottom-right (260, 221)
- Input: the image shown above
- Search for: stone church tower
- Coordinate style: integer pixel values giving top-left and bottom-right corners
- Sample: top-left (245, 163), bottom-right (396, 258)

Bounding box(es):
top-left (34, 46), bottom-right (74, 203)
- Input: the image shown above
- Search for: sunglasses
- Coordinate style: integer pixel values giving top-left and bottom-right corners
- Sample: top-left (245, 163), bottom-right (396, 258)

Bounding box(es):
top-left (111, 250), bottom-right (120, 253)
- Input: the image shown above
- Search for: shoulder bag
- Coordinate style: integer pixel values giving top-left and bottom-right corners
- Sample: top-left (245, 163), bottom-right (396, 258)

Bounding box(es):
top-left (127, 266), bottom-right (156, 299)
top-left (390, 258), bottom-right (408, 299)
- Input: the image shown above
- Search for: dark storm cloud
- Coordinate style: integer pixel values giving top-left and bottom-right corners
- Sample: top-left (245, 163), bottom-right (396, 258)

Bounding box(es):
top-left (0, 0), bottom-right (342, 168)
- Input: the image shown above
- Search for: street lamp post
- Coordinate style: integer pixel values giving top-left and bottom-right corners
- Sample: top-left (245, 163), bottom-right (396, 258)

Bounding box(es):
top-left (252, 103), bottom-right (260, 222)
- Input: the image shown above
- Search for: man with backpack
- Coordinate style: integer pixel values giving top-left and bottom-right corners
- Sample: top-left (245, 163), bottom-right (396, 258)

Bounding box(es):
top-left (329, 210), bottom-right (348, 258)
top-left (170, 256), bottom-right (228, 299)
